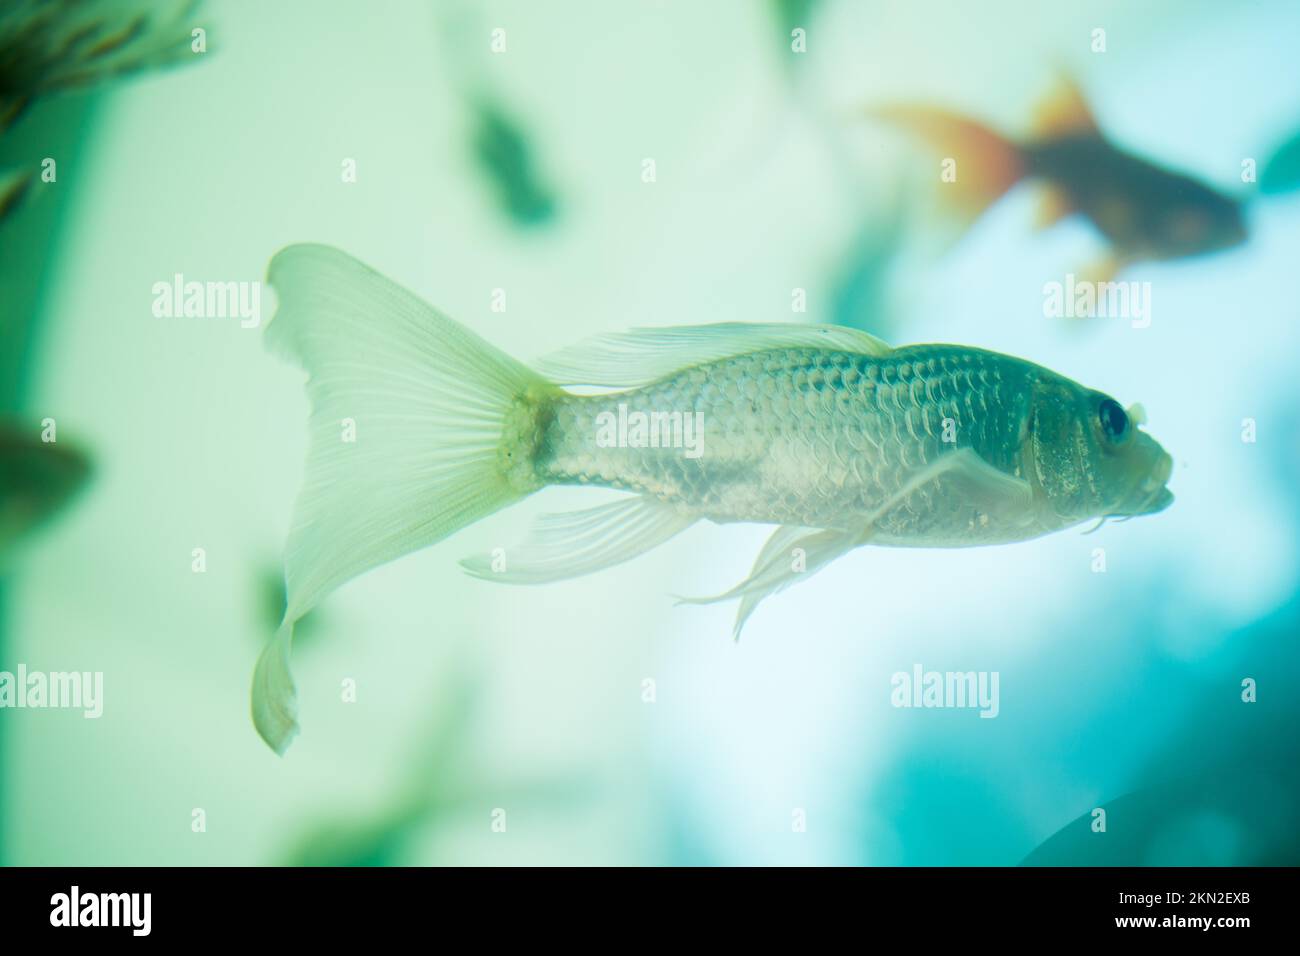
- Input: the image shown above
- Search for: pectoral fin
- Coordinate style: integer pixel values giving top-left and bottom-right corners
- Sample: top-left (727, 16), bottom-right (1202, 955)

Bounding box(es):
top-left (938, 447), bottom-right (1036, 525)
top-left (681, 448), bottom-right (1033, 637)
top-left (678, 525), bottom-right (866, 639)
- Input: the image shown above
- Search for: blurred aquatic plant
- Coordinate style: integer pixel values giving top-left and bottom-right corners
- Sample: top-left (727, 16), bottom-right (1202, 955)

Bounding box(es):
top-left (829, 181), bottom-right (913, 336)
top-left (1260, 126), bottom-right (1300, 195)
top-left (857, 552), bottom-right (1300, 867)
top-left (0, 0), bottom-right (203, 225)
top-left (1022, 766), bottom-right (1300, 866)
top-left (0, 0), bottom-right (200, 863)
top-left (1023, 414), bottom-right (1300, 866)
top-left (770, 0), bottom-right (819, 74)
top-left (0, 165), bottom-right (30, 219)
top-left (281, 673), bottom-right (591, 866)
top-left (762, 3), bottom-right (919, 339)
top-left (0, 0), bottom-right (195, 535)
top-left (0, 420), bottom-right (91, 560)
top-left (0, 0), bottom-right (201, 133)
top-left (1023, 590), bottom-right (1300, 867)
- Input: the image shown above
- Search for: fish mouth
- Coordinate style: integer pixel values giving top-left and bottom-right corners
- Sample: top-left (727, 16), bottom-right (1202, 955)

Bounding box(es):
top-left (1122, 451), bottom-right (1174, 517)
top-left (1146, 486), bottom-right (1175, 514)
top-left (1147, 450), bottom-right (1173, 490)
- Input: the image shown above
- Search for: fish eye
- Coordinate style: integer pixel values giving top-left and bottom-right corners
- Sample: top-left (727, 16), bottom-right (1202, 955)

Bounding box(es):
top-left (1098, 398), bottom-right (1129, 443)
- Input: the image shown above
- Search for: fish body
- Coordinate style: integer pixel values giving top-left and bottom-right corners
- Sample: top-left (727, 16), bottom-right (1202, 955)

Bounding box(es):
top-left (252, 245), bottom-right (1174, 753)
top-left (1021, 134), bottom-right (1245, 264)
top-left (537, 345), bottom-right (1043, 544)
top-left (872, 77), bottom-right (1247, 275)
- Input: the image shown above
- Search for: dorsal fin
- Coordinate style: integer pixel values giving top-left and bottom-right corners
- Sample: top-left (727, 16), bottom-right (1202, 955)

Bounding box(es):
top-left (1032, 72), bottom-right (1100, 139)
top-left (535, 322), bottom-right (892, 388)
top-left (1033, 184), bottom-right (1075, 230)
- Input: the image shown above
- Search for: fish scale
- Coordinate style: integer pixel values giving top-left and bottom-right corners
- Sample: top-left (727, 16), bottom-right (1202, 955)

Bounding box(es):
top-left (532, 344), bottom-right (1038, 543)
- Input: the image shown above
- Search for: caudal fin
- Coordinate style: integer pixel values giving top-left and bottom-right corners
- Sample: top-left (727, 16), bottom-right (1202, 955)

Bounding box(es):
top-left (868, 104), bottom-right (1025, 228)
top-left (253, 244), bottom-right (552, 754)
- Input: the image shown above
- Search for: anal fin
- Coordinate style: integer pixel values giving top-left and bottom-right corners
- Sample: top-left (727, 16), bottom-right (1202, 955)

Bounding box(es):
top-left (1077, 253), bottom-right (1127, 290)
top-left (1033, 185), bottom-right (1075, 231)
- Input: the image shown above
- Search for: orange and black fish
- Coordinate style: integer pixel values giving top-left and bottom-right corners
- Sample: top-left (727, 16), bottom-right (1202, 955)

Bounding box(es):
top-left (869, 78), bottom-right (1247, 281)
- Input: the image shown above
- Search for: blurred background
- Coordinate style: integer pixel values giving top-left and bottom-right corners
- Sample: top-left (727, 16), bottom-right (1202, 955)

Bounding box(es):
top-left (2, 0), bottom-right (1298, 866)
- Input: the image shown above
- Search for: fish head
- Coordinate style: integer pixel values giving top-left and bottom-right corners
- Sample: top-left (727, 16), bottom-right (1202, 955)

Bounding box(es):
top-left (1027, 375), bottom-right (1173, 525)
top-left (1151, 181), bottom-right (1247, 258)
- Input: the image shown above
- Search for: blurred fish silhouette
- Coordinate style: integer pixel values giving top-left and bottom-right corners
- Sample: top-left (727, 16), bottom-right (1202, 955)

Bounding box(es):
top-left (1260, 126), bottom-right (1300, 195)
top-left (0, 422), bottom-right (91, 558)
top-left (470, 96), bottom-right (557, 227)
top-left (427, 3), bottom-right (558, 228)
top-left (869, 76), bottom-right (1248, 281)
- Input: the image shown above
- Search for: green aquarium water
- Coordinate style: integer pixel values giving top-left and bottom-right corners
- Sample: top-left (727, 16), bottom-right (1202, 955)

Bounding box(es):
top-left (2, 0), bottom-right (1299, 869)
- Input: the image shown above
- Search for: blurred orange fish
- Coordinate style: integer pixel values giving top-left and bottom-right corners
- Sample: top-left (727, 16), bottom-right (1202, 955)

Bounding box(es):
top-left (870, 77), bottom-right (1247, 281)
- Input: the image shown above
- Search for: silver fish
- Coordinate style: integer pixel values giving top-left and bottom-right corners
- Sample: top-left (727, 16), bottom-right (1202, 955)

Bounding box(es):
top-left (252, 245), bottom-right (1174, 753)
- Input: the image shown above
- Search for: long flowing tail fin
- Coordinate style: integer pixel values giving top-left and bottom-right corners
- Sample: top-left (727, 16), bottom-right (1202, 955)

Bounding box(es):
top-left (253, 244), bottom-right (551, 754)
